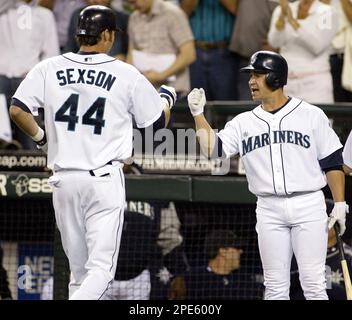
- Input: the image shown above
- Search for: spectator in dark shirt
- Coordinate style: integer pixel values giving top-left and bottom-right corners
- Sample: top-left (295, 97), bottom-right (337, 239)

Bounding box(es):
top-left (180, 0), bottom-right (239, 100)
top-left (185, 229), bottom-right (263, 300)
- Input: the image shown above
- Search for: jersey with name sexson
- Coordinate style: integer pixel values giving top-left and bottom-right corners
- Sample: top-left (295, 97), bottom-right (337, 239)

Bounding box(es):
top-left (13, 52), bottom-right (163, 171)
top-left (217, 97), bottom-right (342, 196)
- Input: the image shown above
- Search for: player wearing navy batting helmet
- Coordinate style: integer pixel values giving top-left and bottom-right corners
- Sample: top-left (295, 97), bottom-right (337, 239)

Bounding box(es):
top-left (187, 51), bottom-right (347, 300)
top-left (9, 4), bottom-right (177, 300)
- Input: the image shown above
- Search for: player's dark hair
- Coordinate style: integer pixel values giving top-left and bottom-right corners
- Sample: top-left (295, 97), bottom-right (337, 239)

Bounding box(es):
top-left (204, 230), bottom-right (244, 260)
top-left (76, 29), bottom-right (115, 47)
top-left (76, 35), bottom-right (101, 47)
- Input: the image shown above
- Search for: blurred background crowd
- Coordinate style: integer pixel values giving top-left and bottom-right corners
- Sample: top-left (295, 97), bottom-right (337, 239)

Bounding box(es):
top-left (1, 0), bottom-right (352, 150)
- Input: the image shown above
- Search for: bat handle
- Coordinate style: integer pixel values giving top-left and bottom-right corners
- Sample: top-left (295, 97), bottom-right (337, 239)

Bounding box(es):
top-left (333, 224), bottom-right (346, 261)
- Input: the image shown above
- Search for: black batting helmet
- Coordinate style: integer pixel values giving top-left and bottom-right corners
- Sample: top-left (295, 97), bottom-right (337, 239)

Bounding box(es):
top-left (76, 5), bottom-right (118, 37)
top-left (240, 51), bottom-right (288, 90)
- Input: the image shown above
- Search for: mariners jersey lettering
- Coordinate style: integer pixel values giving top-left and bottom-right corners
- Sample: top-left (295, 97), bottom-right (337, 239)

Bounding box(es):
top-left (217, 97), bottom-right (342, 196)
top-left (242, 130), bottom-right (310, 155)
top-left (13, 52), bottom-right (163, 171)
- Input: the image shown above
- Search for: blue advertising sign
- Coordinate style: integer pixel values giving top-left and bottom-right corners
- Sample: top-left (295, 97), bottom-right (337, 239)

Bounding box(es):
top-left (17, 243), bottom-right (53, 300)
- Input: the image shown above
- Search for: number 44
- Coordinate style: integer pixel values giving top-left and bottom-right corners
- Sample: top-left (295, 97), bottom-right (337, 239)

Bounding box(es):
top-left (55, 93), bottom-right (106, 135)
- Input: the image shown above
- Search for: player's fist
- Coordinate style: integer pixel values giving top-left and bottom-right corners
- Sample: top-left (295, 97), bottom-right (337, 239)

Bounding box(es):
top-left (159, 85), bottom-right (177, 109)
top-left (31, 127), bottom-right (48, 154)
top-left (328, 201), bottom-right (349, 236)
top-left (187, 88), bottom-right (206, 116)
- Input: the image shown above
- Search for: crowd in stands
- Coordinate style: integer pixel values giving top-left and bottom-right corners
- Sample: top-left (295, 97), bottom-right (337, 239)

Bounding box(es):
top-left (1, 0), bottom-right (352, 150)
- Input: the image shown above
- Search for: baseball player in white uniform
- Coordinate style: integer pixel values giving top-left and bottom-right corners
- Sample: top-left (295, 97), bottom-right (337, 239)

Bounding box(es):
top-left (343, 130), bottom-right (352, 174)
top-left (187, 51), bottom-right (348, 300)
top-left (9, 5), bottom-right (176, 300)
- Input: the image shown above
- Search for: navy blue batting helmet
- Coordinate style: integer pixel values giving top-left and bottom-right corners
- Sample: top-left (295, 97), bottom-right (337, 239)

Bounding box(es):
top-left (240, 51), bottom-right (288, 90)
top-left (76, 5), bottom-right (118, 37)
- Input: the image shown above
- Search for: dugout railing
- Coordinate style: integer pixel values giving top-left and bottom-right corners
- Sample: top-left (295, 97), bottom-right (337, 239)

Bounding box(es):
top-left (1, 172), bottom-right (352, 300)
top-left (0, 102), bottom-right (351, 300)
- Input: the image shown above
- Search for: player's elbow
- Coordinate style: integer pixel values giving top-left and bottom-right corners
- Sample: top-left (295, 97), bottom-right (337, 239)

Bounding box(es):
top-left (9, 105), bottom-right (24, 122)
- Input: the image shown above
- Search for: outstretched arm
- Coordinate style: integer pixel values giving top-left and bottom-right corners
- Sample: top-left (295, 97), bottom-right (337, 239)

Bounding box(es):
top-left (187, 88), bottom-right (216, 158)
top-left (326, 169), bottom-right (348, 236)
top-left (326, 170), bottom-right (345, 203)
top-left (9, 105), bottom-right (47, 152)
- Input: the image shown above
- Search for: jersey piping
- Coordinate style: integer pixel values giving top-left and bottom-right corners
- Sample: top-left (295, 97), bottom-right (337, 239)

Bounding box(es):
top-left (251, 111), bottom-right (277, 195)
top-left (279, 100), bottom-right (303, 195)
top-left (62, 54), bottom-right (116, 65)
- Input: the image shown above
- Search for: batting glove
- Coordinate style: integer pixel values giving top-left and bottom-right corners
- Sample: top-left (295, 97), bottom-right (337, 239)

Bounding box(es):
top-left (31, 127), bottom-right (48, 154)
top-left (187, 88), bottom-right (206, 116)
top-left (328, 201), bottom-right (349, 236)
top-left (159, 85), bottom-right (177, 109)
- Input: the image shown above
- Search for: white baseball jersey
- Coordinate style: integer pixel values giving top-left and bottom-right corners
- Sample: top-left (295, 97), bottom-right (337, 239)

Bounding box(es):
top-left (217, 97), bottom-right (342, 196)
top-left (343, 130), bottom-right (352, 169)
top-left (13, 52), bottom-right (164, 171)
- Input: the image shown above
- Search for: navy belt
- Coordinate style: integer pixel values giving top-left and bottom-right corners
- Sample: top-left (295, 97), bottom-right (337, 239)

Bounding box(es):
top-left (89, 161), bottom-right (113, 177)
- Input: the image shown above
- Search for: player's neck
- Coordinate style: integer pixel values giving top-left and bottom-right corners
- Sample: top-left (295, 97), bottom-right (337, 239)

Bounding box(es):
top-left (79, 43), bottom-right (108, 54)
top-left (261, 92), bottom-right (289, 113)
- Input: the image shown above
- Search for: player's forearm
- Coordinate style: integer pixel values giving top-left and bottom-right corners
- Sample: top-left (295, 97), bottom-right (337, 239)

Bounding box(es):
top-left (160, 41), bottom-right (196, 80)
top-left (9, 106), bottom-right (40, 137)
top-left (163, 103), bottom-right (171, 127)
top-left (194, 114), bottom-right (216, 158)
top-left (326, 170), bottom-right (345, 203)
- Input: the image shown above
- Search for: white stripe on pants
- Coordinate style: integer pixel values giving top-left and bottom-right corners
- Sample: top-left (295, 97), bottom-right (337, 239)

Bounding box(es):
top-left (256, 190), bottom-right (328, 300)
top-left (102, 269), bottom-right (151, 300)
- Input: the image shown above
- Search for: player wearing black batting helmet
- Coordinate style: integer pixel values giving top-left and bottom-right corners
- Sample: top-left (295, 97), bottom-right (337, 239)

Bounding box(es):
top-left (187, 49), bottom-right (346, 300)
top-left (9, 2), bottom-right (177, 300)
top-left (76, 5), bottom-right (119, 37)
top-left (240, 51), bottom-right (288, 91)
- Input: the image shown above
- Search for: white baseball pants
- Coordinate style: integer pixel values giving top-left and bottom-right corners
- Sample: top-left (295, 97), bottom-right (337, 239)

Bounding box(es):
top-left (102, 269), bottom-right (151, 300)
top-left (49, 163), bottom-right (125, 300)
top-left (256, 190), bottom-right (328, 300)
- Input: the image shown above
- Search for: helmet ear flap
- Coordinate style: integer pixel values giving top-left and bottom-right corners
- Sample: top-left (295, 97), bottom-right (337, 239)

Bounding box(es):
top-left (265, 72), bottom-right (281, 91)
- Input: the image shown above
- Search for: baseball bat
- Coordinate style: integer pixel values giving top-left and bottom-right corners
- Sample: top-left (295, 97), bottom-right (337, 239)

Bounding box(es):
top-left (333, 224), bottom-right (352, 300)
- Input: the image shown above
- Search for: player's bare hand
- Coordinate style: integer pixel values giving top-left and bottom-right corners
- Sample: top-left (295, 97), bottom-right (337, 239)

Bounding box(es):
top-left (187, 88), bottom-right (206, 116)
top-left (159, 85), bottom-right (177, 109)
top-left (328, 202), bottom-right (349, 236)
